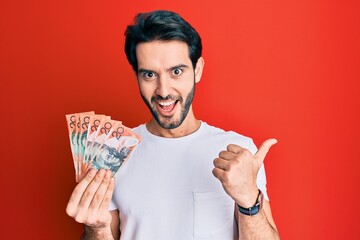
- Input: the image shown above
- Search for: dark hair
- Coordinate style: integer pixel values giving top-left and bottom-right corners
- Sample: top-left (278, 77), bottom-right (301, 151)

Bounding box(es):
top-left (124, 10), bottom-right (202, 72)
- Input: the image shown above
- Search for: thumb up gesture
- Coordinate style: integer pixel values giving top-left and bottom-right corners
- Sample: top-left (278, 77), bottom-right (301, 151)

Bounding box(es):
top-left (213, 139), bottom-right (277, 207)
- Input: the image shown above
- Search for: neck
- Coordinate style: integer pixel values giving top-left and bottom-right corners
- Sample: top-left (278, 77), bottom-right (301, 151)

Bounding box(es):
top-left (146, 110), bottom-right (200, 138)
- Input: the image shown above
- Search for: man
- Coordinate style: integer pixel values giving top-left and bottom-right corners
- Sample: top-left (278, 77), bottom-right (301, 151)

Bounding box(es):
top-left (66, 10), bottom-right (280, 239)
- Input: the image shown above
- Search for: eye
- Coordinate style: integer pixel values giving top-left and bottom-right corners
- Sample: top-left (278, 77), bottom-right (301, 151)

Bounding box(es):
top-left (146, 72), bottom-right (154, 78)
top-left (172, 68), bottom-right (183, 76)
top-left (141, 71), bottom-right (157, 80)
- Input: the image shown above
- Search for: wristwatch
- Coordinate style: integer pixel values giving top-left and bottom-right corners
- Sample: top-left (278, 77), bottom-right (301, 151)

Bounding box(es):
top-left (237, 189), bottom-right (263, 216)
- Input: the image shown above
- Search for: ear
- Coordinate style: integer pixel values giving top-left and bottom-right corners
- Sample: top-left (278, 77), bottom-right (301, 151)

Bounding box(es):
top-left (194, 57), bottom-right (205, 83)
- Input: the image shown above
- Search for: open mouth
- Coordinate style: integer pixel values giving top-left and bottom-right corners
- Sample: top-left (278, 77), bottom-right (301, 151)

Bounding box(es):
top-left (156, 100), bottom-right (178, 115)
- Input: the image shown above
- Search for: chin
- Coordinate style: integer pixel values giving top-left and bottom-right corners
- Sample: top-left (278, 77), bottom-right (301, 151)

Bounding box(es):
top-left (157, 118), bottom-right (182, 129)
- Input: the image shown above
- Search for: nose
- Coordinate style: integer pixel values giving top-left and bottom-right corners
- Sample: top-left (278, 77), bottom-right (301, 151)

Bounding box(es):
top-left (155, 76), bottom-right (171, 98)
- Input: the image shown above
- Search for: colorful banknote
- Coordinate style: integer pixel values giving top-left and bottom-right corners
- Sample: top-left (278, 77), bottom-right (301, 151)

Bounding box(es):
top-left (83, 114), bottom-right (107, 163)
top-left (65, 114), bottom-right (78, 179)
top-left (92, 122), bottom-right (141, 175)
top-left (65, 111), bottom-right (141, 182)
top-left (66, 111), bottom-right (94, 181)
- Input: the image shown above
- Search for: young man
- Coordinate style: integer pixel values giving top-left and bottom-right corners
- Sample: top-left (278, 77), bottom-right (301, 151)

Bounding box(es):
top-left (66, 10), bottom-right (280, 239)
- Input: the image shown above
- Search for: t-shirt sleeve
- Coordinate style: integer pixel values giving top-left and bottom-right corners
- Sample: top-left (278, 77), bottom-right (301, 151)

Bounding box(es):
top-left (248, 139), bottom-right (270, 201)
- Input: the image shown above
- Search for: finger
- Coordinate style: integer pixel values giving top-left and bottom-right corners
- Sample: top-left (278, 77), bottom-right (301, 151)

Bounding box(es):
top-left (78, 169), bottom-right (107, 209)
top-left (218, 150), bottom-right (237, 160)
top-left (212, 167), bottom-right (226, 181)
top-left (254, 139), bottom-right (278, 164)
top-left (98, 176), bottom-right (116, 212)
top-left (213, 158), bottom-right (230, 171)
top-left (89, 170), bottom-right (113, 211)
top-left (67, 169), bottom-right (98, 215)
top-left (226, 144), bottom-right (244, 154)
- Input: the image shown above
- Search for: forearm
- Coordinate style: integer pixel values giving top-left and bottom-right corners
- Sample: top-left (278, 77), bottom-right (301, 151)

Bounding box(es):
top-left (81, 225), bottom-right (115, 240)
top-left (237, 210), bottom-right (280, 240)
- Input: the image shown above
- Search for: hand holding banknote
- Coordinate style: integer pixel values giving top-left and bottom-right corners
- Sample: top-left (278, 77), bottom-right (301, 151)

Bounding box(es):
top-left (66, 111), bottom-right (140, 237)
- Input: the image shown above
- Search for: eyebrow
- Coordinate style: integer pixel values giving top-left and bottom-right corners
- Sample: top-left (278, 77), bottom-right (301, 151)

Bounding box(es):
top-left (137, 64), bottom-right (189, 74)
top-left (138, 68), bottom-right (151, 74)
top-left (167, 64), bottom-right (189, 71)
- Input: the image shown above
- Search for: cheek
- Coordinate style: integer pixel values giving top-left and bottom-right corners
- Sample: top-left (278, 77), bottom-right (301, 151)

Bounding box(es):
top-left (139, 82), bottom-right (155, 98)
top-left (177, 80), bottom-right (195, 94)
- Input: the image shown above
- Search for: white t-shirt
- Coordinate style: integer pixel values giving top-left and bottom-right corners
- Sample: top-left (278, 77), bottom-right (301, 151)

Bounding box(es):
top-left (110, 122), bottom-right (268, 240)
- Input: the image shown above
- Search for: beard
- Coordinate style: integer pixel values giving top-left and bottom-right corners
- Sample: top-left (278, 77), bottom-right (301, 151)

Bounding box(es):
top-left (140, 81), bottom-right (196, 129)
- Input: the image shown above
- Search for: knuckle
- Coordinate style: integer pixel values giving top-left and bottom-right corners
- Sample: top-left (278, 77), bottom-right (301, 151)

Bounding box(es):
top-left (72, 186), bottom-right (82, 196)
top-left (65, 205), bottom-right (75, 217)
top-left (227, 144), bottom-right (234, 149)
top-left (219, 150), bottom-right (226, 157)
top-left (228, 144), bottom-right (239, 150)
top-left (222, 173), bottom-right (229, 183)
top-left (86, 215), bottom-right (96, 225)
top-left (93, 175), bottom-right (104, 184)
top-left (241, 149), bottom-right (252, 158)
top-left (83, 189), bottom-right (94, 200)
top-left (85, 170), bottom-right (96, 181)
top-left (93, 192), bottom-right (103, 203)
top-left (74, 215), bottom-right (84, 224)
top-left (227, 162), bottom-right (234, 170)
top-left (212, 168), bottom-right (219, 178)
top-left (103, 195), bottom-right (112, 205)
top-left (232, 157), bottom-right (241, 164)
top-left (102, 175), bottom-right (111, 184)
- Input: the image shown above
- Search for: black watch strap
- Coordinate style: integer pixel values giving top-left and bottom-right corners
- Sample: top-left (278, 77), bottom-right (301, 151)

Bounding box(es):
top-left (237, 189), bottom-right (263, 216)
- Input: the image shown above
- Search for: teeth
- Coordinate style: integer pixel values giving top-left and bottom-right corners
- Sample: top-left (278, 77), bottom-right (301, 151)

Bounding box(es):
top-left (159, 101), bottom-right (175, 106)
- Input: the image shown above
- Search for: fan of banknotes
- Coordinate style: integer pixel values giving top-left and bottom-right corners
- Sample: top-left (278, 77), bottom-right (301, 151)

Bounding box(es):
top-left (65, 111), bottom-right (141, 182)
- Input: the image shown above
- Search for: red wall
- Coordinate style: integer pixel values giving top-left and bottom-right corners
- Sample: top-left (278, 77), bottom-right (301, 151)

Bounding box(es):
top-left (1, 0), bottom-right (359, 239)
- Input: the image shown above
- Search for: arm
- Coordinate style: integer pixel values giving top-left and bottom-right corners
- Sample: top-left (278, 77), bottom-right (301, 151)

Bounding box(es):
top-left (66, 169), bottom-right (120, 240)
top-left (213, 139), bottom-right (280, 239)
top-left (81, 210), bottom-right (120, 240)
top-left (235, 200), bottom-right (279, 239)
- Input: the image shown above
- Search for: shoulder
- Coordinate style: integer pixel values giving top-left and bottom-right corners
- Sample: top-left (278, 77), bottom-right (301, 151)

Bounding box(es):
top-left (201, 122), bottom-right (252, 142)
top-left (131, 123), bottom-right (146, 135)
top-left (201, 122), bottom-right (257, 153)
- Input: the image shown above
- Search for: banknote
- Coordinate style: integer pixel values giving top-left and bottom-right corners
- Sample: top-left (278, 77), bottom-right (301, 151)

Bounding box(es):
top-left (83, 115), bottom-right (108, 164)
top-left (74, 113), bottom-right (82, 176)
top-left (65, 111), bottom-right (94, 181)
top-left (90, 120), bottom-right (123, 161)
top-left (78, 112), bottom-right (96, 174)
top-left (92, 123), bottom-right (141, 175)
top-left (81, 115), bottom-right (113, 177)
top-left (66, 111), bottom-right (141, 182)
top-left (65, 113), bottom-right (79, 179)
top-left (89, 119), bottom-right (117, 162)
top-left (75, 112), bottom-right (94, 176)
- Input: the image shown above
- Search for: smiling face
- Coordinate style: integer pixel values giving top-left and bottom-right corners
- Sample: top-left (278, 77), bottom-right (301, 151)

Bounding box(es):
top-left (136, 40), bottom-right (204, 132)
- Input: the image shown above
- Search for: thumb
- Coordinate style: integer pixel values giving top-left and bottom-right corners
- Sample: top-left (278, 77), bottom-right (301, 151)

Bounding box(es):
top-left (254, 139), bottom-right (278, 164)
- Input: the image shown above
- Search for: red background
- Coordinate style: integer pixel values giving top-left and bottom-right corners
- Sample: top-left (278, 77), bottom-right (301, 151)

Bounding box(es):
top-left (1, 0), bottom-right (359, 239)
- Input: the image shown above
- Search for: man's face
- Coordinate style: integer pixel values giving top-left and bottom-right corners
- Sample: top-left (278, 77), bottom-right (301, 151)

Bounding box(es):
top-left (136, 40), bottom-right (200, 129)
top-left (99, 147), bottom-right (121, 166)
